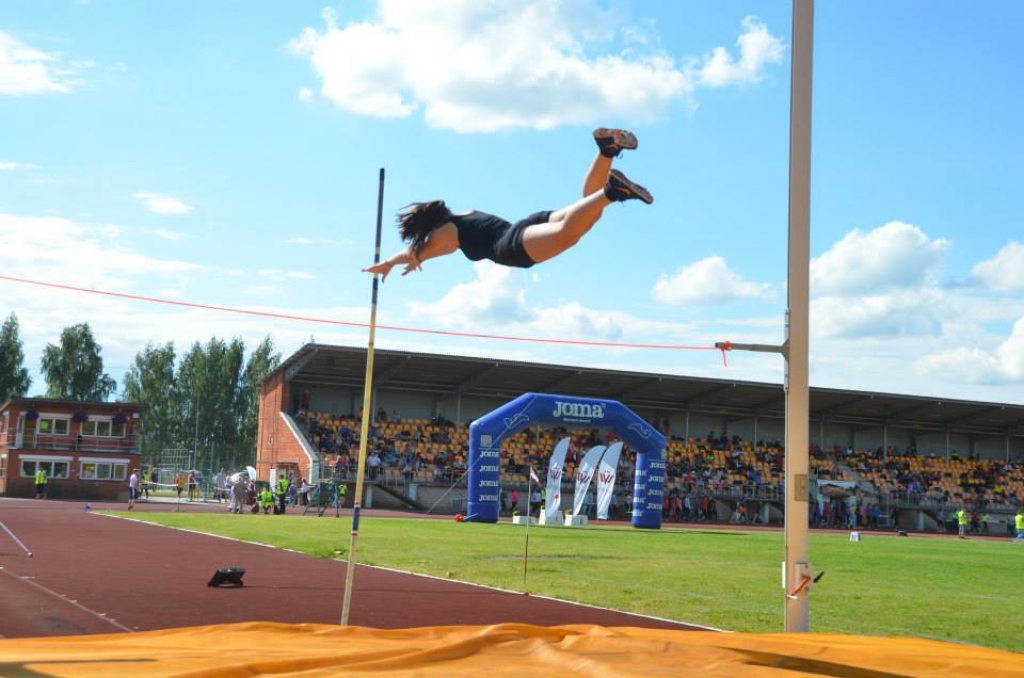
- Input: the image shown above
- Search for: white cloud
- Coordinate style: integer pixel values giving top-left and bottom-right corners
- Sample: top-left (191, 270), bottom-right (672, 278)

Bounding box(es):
top-left (290, 2), bottom-right (783, 132)
top-left (288, 236), bottom-right (334, 245)
top-left (697, 16), bottom-right (785, 87)
top-left (811, 290), bottom-right (945, 340)
top-left (973, 241), bottom-right (1024, 293)
top-left (405, 261), bottom-right (715, 350)
top-left (0, 212), bottom-right (201, 290)
top-left (298, 86), bottom-right (313, 102)
top-left (0, 161), bottom-right (38, 171)
top-left (150, 227), bottom-right (183, 241)
top-left (257, 269), bottom-right (314, 281)
top-left (154, 288), bottom-right (185, 300)
top-left (408, 262), bottom-right (534, 325)
top-left (0, 30), bottom-right (87, 95)
top-left (652, 256), bottom-right (772, 305)
top-left (134, 191), bottom-right (193, 215)
top-left (810, 221), bottom-right (949, 297)
top-left (915, 316), bottom-right (1024, 385)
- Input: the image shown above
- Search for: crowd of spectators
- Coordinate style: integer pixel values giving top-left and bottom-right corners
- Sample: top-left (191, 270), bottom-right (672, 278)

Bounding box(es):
top-left (294, 408), bottom-right (1024, 523)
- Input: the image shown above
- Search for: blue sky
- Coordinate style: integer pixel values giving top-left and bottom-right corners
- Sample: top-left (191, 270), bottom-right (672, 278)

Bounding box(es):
top-left (2, 0), bottom-right (1023, 405)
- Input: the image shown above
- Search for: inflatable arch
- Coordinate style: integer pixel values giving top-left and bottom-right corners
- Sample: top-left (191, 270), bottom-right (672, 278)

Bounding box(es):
top-left (466, 393), bottom-right (667, 529)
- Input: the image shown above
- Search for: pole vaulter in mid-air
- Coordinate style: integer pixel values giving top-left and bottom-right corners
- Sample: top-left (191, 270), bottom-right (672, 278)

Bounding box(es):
top-left (362, 128), bottom-right (653, 280)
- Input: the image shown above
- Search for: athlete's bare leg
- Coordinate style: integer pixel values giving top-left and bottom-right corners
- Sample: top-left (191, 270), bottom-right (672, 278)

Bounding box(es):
top-left (520, 129), bottom-right (650, 265)
top-left (582, 153), bottom-right (613, 197)
top-left (520, 191), bottom-right (611, 264)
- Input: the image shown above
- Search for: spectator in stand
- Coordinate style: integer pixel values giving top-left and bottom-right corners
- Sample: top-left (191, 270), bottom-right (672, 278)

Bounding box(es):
top-left (368, 450), bottom-right (382, 481)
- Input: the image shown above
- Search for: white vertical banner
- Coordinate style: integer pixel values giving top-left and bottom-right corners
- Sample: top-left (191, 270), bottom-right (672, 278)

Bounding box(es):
top-left (596, 442), bottom-right (623, 520)
top-left (572, 445), bottom-right (606, 516)
top-left (544, 437), bottom-right (570, 523)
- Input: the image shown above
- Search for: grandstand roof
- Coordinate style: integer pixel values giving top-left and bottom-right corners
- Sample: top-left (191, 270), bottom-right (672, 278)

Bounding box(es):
top-left (274, 344), bottom-right (1024, 439)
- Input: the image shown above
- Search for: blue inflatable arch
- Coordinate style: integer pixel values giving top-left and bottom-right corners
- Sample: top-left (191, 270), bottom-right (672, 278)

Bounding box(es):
top-left (467, 393), bottom-right (666, 529)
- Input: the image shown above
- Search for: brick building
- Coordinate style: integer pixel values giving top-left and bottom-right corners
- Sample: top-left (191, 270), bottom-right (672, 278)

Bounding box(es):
top-left (0, 397), bottom-right (144, 501)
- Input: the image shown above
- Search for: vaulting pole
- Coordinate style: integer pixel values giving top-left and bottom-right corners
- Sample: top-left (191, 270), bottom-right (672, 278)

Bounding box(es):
top-left (341, 167), bottom-right (386, 625)
top-left (784, 0), bottom-right (814, 633)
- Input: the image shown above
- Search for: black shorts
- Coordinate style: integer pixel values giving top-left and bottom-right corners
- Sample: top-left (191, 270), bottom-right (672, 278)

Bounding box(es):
top-left (493, 210), bottom-right (552, 268)
top-left (129, 487), bottom-right (140, 500)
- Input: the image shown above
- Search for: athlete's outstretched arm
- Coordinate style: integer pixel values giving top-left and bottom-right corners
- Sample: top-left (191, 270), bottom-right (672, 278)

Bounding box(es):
top-left (363, 223), bottom-right (459, 281)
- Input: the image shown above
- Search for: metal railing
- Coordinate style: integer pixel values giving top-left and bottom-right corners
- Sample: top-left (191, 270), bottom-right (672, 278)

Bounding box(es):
top-left (2, 431), bottom-right (141, 454)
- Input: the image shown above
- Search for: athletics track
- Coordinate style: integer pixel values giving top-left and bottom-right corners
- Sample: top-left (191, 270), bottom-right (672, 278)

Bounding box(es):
top-left (1, 497), bottom-right (1022, 677)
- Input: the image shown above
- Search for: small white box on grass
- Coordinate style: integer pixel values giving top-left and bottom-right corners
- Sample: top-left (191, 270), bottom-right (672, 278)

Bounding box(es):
top-left (538, 510), bottom-right (563, 526)
top-left (849, 531), bottom-right (861, 542)
top-left (564, 514), bottom-right (588, 527)
top-left (512, 515), bottom-right (537, 526)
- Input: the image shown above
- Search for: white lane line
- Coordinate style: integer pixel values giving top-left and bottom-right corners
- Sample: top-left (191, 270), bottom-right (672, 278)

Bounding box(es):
top-left (0, 566), bottom-right (134, 633)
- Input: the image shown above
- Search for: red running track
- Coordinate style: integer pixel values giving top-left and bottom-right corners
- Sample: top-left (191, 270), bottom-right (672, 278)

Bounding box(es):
top-left (0, 498), bottom-right (705, 639)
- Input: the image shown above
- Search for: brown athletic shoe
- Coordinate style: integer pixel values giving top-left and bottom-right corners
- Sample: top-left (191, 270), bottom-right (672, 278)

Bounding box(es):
top-left (594, 128), bottom-right (638, 158)
top-left (604, 169), bottom-right (653, 204)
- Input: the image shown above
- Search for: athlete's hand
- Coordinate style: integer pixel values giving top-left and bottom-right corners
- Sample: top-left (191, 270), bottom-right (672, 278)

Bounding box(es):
top-left (362, 261), bottom-right (394, 281)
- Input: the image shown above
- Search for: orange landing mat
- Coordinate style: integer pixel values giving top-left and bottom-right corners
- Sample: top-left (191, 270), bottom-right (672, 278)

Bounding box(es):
top-left (1, 622), bottom-right (1021, 677)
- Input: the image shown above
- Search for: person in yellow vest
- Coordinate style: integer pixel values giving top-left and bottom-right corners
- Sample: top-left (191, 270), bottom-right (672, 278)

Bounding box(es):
top-left (34, 467), bottom-right (48, 499)
top-left (276, 473), bottom-right (289, 515)
top-left (956, 506), bottom-right (969, 539)
top-left (1015, 509), bottom-right (1024, 540)
top-left (338, 481), bottom-right (348, 509)
top-left (260, 487), bottom-right (274, 514)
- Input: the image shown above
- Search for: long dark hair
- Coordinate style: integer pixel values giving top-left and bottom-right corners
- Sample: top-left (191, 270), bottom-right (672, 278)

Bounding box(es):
top-left (397, 201), bottom-right (452, 256)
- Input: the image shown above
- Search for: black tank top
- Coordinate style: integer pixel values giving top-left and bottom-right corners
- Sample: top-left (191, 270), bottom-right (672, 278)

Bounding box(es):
top-left (448, 211), bottom-right (512, 262)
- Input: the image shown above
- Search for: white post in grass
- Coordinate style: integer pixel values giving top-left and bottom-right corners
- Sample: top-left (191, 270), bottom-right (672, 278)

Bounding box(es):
top-left (784, 0), bottom-right (814, 633)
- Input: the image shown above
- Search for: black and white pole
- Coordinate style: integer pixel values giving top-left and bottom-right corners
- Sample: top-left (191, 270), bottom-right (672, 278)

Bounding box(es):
top-left (341, 167), bottom-right (386, 626)
top-left (0, 520), bottom-right (33, 558)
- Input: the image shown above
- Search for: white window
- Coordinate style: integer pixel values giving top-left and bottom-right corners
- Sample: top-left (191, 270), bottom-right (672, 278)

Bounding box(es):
top-left (81, 419), bottom-right (121, 438)
top-left (37, 417), bottom-right (70, 436)
top-left (79, 458), bottom-right (129, 481)
top-left (20, 455), bottom-right (72, 479)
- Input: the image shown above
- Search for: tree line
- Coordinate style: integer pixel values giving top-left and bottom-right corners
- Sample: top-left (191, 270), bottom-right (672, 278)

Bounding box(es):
top-left (0, 312), bottom-right (281, 469)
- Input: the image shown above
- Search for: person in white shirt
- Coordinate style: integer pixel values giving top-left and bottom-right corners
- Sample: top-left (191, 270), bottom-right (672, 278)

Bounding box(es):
top-left (128, 469), bottom-right (141, 511)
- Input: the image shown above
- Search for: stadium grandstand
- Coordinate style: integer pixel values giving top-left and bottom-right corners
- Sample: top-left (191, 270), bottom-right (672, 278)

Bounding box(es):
top-left (257, 344), bottom-right (1024, 535)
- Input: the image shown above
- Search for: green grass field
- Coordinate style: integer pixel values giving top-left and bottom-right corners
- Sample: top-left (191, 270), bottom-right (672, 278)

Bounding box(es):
top-left (120, 512), bottom-right (1024, 651)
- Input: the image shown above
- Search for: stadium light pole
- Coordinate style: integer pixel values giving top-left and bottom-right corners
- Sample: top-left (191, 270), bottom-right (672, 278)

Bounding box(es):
top-left (784, 0), bottom-right (814, 633)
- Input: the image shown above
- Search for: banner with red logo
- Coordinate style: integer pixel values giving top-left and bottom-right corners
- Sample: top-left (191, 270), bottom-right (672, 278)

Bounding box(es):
top-left (544, 437), bottom-right (570, 523)
top-left (596, 442), bottom-right (623, 520)
top-left (572, 445), bottom-right (606, 517)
